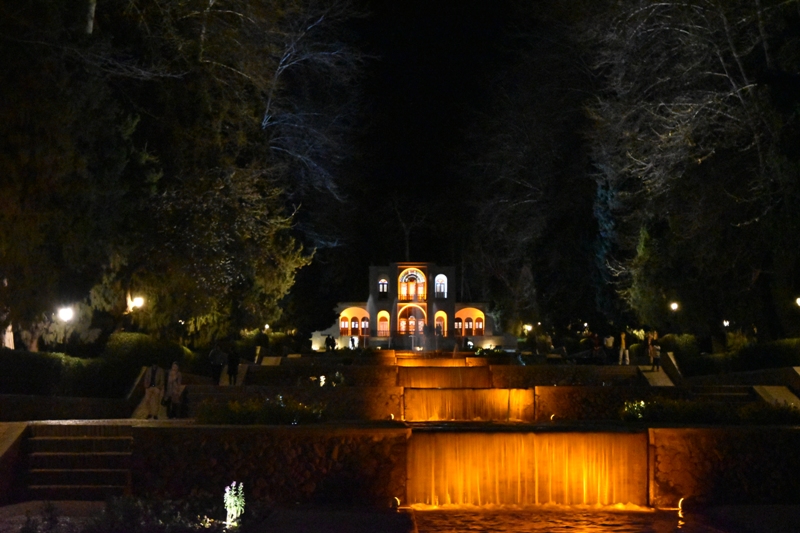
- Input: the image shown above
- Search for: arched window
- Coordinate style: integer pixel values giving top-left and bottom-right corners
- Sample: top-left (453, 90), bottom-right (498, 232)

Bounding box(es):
top-left (361, 317), bottom-right (369, 335)
top-left (434, 274), bottom-right (448, 298)
top-left (340, 317), bottom-right (349, 335)
top-left (475, 317), bottom-right (484, 336)
top-left (465, 318), bottom-right (474, 336)
top-left (399, 268), bottom-right (426, 301)
top-left (378, 317), bottom-right (389, 336)
top-left (455, 318), bottom-right (463, 336)
top-left (351, 318), bottom-right (359, 335)
top-left (418, 319), bottom-right (425, 333)
top-left (378, 279), bottom-right (388, 295)
top-left (408, 317), bottom-right (416, 333)
top-left (400, 319), bottom-right (407, 334)
top-left (435, 316), bottom-right (445, 335)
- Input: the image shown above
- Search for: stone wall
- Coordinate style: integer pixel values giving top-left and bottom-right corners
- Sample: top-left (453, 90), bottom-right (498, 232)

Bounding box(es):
top-left (651, 427), bottom-right (800, 507)
top-left (130, 425), bottom-right (410, 507)
top-left (246, 366), bottom-right (398, 388)
top-left (0, 423), bottom-right (26, 504)
top-left (491, 366), bottom-right (646, 388)
top-left (0, 395), bottom-right (135, 421)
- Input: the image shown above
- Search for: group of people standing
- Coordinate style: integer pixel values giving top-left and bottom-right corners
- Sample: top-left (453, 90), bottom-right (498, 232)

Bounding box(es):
top-left (143, 362), bottom-right (185, 419)
top-left (603, 330), bottom-right (661, 371)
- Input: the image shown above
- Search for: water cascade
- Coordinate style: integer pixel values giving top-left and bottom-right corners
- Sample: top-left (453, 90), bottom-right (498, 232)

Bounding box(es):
top-left (397, 367), bottom-right (492, 388)
top-left (407, 432), bottom-right (648, 507)
top-left (404, 389), bottom-right (534, 421)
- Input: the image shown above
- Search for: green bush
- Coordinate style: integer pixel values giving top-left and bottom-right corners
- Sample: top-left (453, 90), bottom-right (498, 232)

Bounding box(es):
top-left (620, 397), bottom-right (800, 424)
top-left (0, 349), bottom-right (102, 396)
top-left (0, 333), bottom-right (201, 398)
top-left (195, 395), bottom-right (326, 425)
top-left (729, 338), bottom-right (800, 372)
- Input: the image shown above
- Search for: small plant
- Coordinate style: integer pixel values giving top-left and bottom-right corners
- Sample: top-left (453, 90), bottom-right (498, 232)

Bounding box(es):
top-left (195, 395), bottom-right (326, 425)
top-left (224, 482), bottom-right (245, 527)
top-left (620, 397), bottom-right (800, 424)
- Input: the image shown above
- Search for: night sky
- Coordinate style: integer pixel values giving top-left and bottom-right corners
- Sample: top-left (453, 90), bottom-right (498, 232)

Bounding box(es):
top-left (347, 1), bottom-right (514, 263)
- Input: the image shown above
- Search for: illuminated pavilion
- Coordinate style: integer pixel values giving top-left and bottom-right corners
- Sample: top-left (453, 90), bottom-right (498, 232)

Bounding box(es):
top-left (311, 262), bottom-right (507, 351)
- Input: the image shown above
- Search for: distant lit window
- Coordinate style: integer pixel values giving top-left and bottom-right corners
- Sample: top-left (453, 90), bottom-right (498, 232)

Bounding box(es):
top-left (378, 279), bottom-right (388, 293)
top-left (455, 318), bottom-right (463, 335)
top-left (434, 275), bottom-right (447, 298)
top-left (435, 316), bottom-right (445, 335)
top-left (409, 317), bottom-right (416, 333)
top-left (340, 317), bottom-right (349, 335)
top-left (465, 318), bottom-right (473, 336)
top-left (351, 318), bottom-right (359, 335)
top-left (378, 317), bottom-right (389, 336)
top-left (418, 319), bottom-right (425, 333)
top-left (361, 317), bottom-right (369, 335)
top-left (475, 318), bottom-right (484, 336)
top-left (400, 319), bottom-right (407, 334)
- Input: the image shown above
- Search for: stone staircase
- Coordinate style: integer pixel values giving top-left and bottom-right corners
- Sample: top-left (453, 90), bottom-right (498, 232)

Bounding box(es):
top-left (24, 422), bottom-right (132, 500)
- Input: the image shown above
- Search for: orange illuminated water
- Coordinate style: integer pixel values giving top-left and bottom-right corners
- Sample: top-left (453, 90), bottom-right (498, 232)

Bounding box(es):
top-left (407, 432), bottom-right (648, 506)
top-left (398, 367), bottom-right (492, 388)
top-left (404, 389), bottom-right (534, 421)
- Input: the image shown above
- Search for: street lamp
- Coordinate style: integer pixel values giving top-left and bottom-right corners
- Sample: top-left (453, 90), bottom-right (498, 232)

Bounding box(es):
top-left (670, 302), bottom-right (679, 311)
top-left (131, 296), bottom-right (144, 309)
top-left (57, 306), bottom-right (73, 352)
top-left (723, 320), bottom-right (730, 327)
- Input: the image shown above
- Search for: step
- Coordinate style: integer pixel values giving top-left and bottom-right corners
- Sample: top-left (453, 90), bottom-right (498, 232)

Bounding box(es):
top-left (28, 423), bottom-right (133, 438)
top-left (27, 469), bottom-right (130, 486)
top-left (27, 484), bottom-right (129, 501)
top-left (28, 436), bottom-right (132, 453)
top-left (28, 452), bottom-right (132, 469)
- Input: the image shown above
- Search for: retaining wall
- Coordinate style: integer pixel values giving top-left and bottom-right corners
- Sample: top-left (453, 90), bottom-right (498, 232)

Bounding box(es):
top-left (650, 427), bottom-right (800, 507)
top-left (130, 425), bottom-right (410, 507)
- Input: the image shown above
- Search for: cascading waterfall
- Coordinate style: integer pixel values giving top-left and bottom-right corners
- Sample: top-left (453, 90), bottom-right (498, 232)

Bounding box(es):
top-left (404, 389), bottom-right (534, 421)
top-left (397, 367), bottom-right (492, 388)
top-left (407, 432), bottom-right (648, 507)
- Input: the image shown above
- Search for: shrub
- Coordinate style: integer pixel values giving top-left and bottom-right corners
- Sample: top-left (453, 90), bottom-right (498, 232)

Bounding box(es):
top-left (0, 349), bottom-right (103, 396)
top-left (729, 338), bottom-right (800, 372)
top-left (195, 395), bottom-right (326, 425)
top-left (620, 397), bottom-right (800, 424)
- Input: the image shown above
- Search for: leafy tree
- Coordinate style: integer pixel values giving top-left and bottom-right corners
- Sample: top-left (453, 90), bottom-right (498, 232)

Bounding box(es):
top-left (588, 0), bottom-right (800, 337)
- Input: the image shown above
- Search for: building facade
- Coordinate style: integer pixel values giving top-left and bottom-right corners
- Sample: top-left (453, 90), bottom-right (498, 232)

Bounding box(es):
top-left (311, 262), bottom-right (505, 351)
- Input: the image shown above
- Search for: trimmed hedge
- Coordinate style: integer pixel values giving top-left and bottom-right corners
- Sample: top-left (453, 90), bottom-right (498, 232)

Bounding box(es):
top-left (621, 397), bottom-right (800, 424)
top-left (195, 395), bottom-right (326, 425)
top-left (0, 333), bottom-right (203, 398)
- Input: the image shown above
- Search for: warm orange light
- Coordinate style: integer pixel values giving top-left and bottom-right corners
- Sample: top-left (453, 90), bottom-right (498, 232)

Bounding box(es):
top-left (407, 432), bottom-right (648, 506)
top-left (398, 367), bottom-right (492, 388)
top-left (404, 389), bottom-right (533, 421)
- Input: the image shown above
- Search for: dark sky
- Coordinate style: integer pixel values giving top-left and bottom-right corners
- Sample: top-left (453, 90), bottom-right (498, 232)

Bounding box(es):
top-left (347, 1), bottom-right (514, 262)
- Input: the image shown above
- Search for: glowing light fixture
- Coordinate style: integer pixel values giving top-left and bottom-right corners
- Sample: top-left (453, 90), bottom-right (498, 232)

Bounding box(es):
top-left (723, 320), bottom-right (730, 327)
top-left (523, 324), bottom-right (533, 333)
top-left (670, 302), bottom-right (679, 311)
top-left (796, 297), bottom-right (800, 307)
top-left (131, 296), bottom-right (144, 309)
top-left (57, 307), bottom-right (74, 322)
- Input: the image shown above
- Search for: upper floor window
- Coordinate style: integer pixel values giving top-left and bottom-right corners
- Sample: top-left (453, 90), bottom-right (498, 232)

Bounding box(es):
top-left (361, 317), bottom-right (369, 335)
top-left (400, 319), bottom-right (407, 334)
top-left (340, 317), bottom-right (349, 335)
top-left (378, 279), bottom-right (388, 297)
top-left (399, 268), bottom-right (426, 301)
top-left (351, 318), bottom-right (359, 335)
top-left (475, 317), bottom-right (484, 336)
top-left (454, 318), bottom-right (463, 336)
top-left (465, 318), bottom-right (474, 336)
top-left (434, 274), bottom-right (448, 298)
